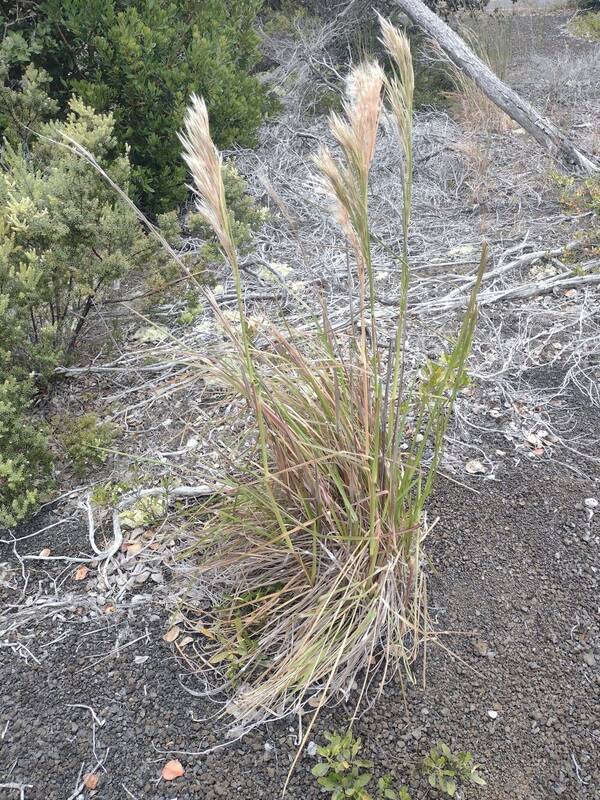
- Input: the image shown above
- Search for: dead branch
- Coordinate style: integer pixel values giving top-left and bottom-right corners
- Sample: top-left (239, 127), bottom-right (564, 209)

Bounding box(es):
top-left (391, 0), bottom-right (598, 173)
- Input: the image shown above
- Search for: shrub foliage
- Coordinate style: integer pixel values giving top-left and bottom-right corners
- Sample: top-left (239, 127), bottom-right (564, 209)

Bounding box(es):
top-left (0, 58), bottom-right (172, 526)
top-left (1, 0), bottom-right (272, 212)
top-left (0, 92), bottom-right (166, 375)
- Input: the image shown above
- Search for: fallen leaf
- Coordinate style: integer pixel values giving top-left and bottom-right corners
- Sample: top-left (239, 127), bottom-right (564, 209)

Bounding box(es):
top-left (532, 447), bottom-right (545, 456)
top-left (524, 431), bottom-right (542, 449)
top-left (161, 759), bottom-right (184, 781)
top-left (83, 772), bottom-right (98, 790)
top-left (74, 565), bottom-right (89, 581)
top-left (163, 625), bottom-right (181, 643)
top-left (124, 542), bottom-right (142, 556)
top-left (472, 639), bottom-right (489, 657)
top-left (465, 459), bottom-right (486, 475)
top-left (39, 548), bottom-right (51, 558)
top-left (195, 624), bottom-right (215, 639)
top-left (564, 288), bottom-right (577, 298)
top-left (178, 636), bottom-right (193, 648)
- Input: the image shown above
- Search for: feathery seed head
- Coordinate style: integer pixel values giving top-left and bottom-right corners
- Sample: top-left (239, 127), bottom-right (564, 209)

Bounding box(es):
top-left (179, 94), bottom-right (235, 263)
top-left (378, 14), bottom-right (414, 97)
top-left (314, 61), bottom-right (383, 257)
top-left (342, 61), bottom-right (385, 178)
top-left (378, 16), bottom-right (414, 193)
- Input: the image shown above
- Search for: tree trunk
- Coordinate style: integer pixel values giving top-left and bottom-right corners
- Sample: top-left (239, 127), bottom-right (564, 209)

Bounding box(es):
top-left (392, 0), bottom-right (598, 173)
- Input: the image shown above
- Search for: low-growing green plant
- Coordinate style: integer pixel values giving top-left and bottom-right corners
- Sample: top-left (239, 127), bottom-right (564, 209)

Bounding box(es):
top-left (118, 495), bottom-right (167, 530)
top-left (312, 730), bottom-right (374, 800)
top-left (312, 731), bottom-right (410, 800)
top-left (553, 171), bottom-right (600, 216)
top-left (551, 171), bottom-right (600, 249)
top-left (59, 413), bottom-right (119, 478)
top-left (0, 375), bottom-right (51, 528)
top-left (568, 11), bottom-right (600, 40)
top-left (420, 741), bottom-right (486, 797)
top-left (175, 15), bottom-right (485, 747)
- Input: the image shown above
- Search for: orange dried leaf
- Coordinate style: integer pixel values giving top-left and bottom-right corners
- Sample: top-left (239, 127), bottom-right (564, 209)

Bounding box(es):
top-left (74, 565), bottom-right (90, 581)
top-left (39, 548), bottom-right (51, 558)
top-left (83, 772), bottom-right (99, 790)
top-left (161, 759), bottom-right (184, 781)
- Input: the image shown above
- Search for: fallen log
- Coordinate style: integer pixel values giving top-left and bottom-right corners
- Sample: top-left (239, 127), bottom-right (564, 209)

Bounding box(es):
top-left (391, 0), bottom-right (598, 173)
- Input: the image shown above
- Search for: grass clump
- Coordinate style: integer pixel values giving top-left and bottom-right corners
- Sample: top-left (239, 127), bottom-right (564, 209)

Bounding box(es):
top-left (437, 15), bottom-right (515, 132)
top-left (177, 16), bottom-right (484, 739)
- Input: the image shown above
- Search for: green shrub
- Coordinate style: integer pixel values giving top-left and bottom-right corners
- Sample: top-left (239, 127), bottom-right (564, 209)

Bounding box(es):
top-left (0, 374), bottom-right (51, 528)
top-left (1, 0), bottom-right (274, 213)
top-left (0, 86), bottom-right (170, 377)
top-left (551, 171), bottom-right (600, 249)
top-left (0, 67), bottom-right (181, 524)
top-left (59, 413), bottom-right (119, 477)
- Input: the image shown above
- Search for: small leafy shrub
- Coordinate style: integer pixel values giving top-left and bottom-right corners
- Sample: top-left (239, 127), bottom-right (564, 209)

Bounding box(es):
top-left (0, 375), bottom-right (51, 528)
top-left (263, 0), bottom-right (311, 35)
top-left (118, 495), bottom-right (167, 530)
top-left (312, 731), bottom-right (409, 800)
top-left (178, 293), bottom-right (205, 326)
top-left (0, 88), bottom-right (171, 377)
top-left (421, 741), bottom-right (486, 797)
top-left (554, 172), bottom-right (600, 216)
top-left (59, 413), bottom-right (119, 478)
top-left (1, 0), bottom-right (274, 212)
top-left (569, 11), bottom-right (600, 39)
top-left (551, 171), bottom-right (600, 249)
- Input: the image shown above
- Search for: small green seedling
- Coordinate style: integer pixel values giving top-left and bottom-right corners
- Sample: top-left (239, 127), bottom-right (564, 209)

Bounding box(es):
top-left (420, 740), bottom-right (486, 797)
top-left (377, 774), bottom-right (411, 800)
top-left (312, 731), bottom-right (409, 800)
top-left (312, 730), bottom-right (374, 800)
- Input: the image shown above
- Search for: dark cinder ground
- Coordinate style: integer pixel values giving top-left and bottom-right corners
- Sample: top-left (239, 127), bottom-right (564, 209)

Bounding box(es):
top-left (1, 371), bottom-right (598, 799)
